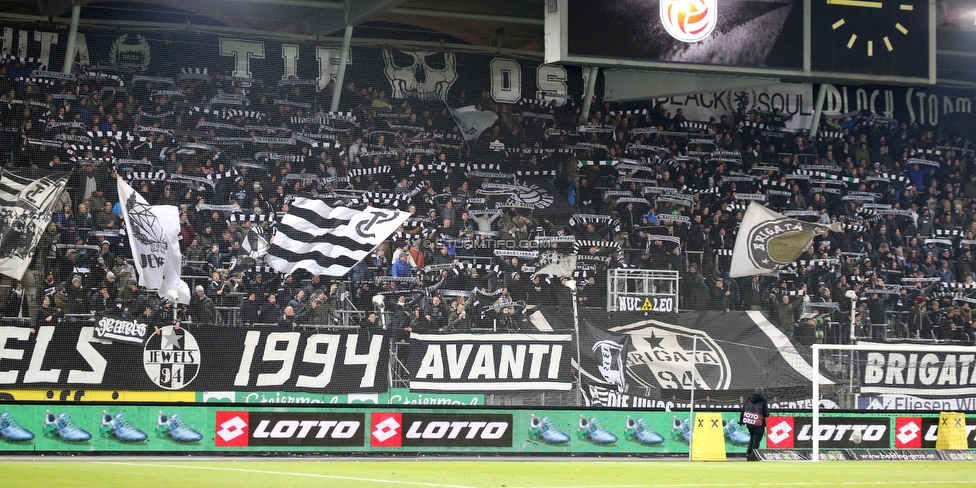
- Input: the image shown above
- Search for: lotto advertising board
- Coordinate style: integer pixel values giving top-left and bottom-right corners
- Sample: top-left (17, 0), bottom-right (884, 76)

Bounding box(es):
top-left (0, 388), bottom-right (484, 407)
top-left (0, 405), bottom-right (754, 454)
top-left (1, 405), bottom-right (974, 454)
top-left (764, 413), bottom-right (976, 451)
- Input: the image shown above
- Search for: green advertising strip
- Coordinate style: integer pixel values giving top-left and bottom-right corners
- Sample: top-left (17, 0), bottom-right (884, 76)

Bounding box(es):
top-left (195, 389), bottom-right (484, 406)
top-left (0, 406), bottom-right (970, 454)
top-left (0, 405), bottom-right (740, 454)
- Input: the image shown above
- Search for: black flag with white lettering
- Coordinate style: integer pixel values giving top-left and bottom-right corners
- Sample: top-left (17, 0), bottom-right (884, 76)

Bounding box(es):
top-left (577, 320), bottom-right (633, 406)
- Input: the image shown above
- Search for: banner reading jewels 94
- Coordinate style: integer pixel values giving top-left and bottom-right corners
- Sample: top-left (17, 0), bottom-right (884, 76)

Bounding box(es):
top-left (0, 325), bottom-right (389, 393)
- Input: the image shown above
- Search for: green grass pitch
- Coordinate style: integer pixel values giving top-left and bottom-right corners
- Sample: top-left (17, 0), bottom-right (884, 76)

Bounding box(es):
top-left (0, 459), bottom-right (973, 487)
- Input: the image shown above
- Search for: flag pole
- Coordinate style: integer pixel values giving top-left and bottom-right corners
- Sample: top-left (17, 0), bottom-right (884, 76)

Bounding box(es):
top-left (570, 278), bottom-right (582, 405)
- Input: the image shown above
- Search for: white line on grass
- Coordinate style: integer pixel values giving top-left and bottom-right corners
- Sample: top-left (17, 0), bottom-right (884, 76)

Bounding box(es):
top-left (93, 462), bottom-right (475, 488)
top-left (507, 482), bottom-right (976, 488)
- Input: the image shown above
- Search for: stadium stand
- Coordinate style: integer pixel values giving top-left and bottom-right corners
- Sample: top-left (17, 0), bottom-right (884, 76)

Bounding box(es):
top-left (1, 36), bottom-right (975, 358)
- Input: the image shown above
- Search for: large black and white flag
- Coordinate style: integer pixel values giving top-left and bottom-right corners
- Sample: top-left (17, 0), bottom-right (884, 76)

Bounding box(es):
top-left (0, 170), bottom-right (69, 280)
top-left (448, 105), bottom-right (498, 142)
top-left (117, 177), bottom-right (191, 303)
top-left (729, 202), bottom-right (842, 278)
top-left (0, 169), bottom-right (30, 205)
top-left (267, 197), bottom-right (411, 276)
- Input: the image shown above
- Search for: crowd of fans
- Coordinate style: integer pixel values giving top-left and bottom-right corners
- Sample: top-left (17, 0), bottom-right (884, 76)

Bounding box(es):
top-left (0, 53), bottom-right (975, 347)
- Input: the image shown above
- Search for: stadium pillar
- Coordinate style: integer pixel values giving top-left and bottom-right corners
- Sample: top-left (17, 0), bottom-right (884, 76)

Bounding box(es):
top-left (330, 24), bottom-right (355, 113)
top-left (807, 84), bottom-right (828, 140)
top-left (61, 2), bottom-right (82, 74)
top-left (580, 67), bottom-right (598, 120)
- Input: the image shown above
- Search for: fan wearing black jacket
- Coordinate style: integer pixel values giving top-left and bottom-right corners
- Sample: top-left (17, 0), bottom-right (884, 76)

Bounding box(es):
top-left (34, 295), bottom-right (63, 328)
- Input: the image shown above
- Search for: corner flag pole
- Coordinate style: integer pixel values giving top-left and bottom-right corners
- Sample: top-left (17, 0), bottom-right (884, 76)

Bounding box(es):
top-left (688, 336), bottom-right (698, 461)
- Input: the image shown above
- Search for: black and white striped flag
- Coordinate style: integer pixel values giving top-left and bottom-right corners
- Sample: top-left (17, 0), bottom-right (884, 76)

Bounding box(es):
top-left (267, 197), bottom-right (411, 276)
top-left (0, 171), bottom-right (69, 280)
top-left (0, 169), bottom-right (31, 205)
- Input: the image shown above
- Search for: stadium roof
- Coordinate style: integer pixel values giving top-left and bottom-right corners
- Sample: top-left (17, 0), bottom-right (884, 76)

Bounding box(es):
top-left (0, 0), bottom-right (975, 87)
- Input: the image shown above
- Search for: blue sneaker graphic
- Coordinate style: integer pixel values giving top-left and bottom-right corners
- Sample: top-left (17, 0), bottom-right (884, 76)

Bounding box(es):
top-left (671, 416), bottom-right (692, 444)
top-left (100, 411), bottom-right (148, 443)
top-left (0, 412), bottom-right (34, 442)
top-left (529, 415), bottom-right (570, 444)
top-left (625, 416), bottom-right (664, 445)
top-left (156, 412), bottom-right (203, 443)
top-left (577, 415), bottom-right (617, 445)
top-left (43, 411), bottom-right (91, 443)
top-left (724, 419), bottom-right (751, 445)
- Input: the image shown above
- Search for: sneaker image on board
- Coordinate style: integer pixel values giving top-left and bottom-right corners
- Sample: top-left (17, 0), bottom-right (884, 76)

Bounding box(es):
top-left (577, 415), bottom-right (618, 445)
top-left (156, 412), bottom-right (203, 443)
top-left (723, 418), bottom-right (751, 445)
top-left (0, 412), bottom-right (34, 442)
top-left (100, 411), bottom-right (148, 443)
top-left (43, 411), bottom-right (91, 443)
top-left (624, 416), bottom-right (664, 445)
top-left (528, 415), bottom-right (570, 445)
top-left (671, 416), bottom-right (692, 444)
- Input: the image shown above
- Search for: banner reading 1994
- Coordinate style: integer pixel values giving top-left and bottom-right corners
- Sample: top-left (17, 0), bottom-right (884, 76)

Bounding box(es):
top-left (0, 325), bottom-right (388, 393)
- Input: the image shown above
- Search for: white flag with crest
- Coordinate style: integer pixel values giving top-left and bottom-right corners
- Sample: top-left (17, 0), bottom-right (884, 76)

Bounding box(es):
top-left (117, 177), bottom-right (190, 304)
top-left (730, 202), bottom-right (842, 278)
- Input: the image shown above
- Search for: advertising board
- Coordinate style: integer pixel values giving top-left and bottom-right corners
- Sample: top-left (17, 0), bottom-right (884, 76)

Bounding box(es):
top-left (1, 405), bottom-right (970, 455)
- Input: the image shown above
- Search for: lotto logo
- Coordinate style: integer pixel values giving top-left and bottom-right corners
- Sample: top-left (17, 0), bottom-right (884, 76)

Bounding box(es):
top-left (215, 411), bottom-right (249, 447)
top-left (370, 412), bottom-right (513, 448)
top-left (766, 417), bottom-right (794, 449)
top-left (371, 412), bottom-right (403, 447)
top-left (895, 417), bottom-right (922, 448)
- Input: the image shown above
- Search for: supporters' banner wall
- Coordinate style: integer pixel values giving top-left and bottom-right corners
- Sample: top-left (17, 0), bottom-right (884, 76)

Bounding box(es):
top-left (0, 23), bottom-right (587, 106)
top-left (0, 404), bottom-right (972, 453)
top-left (577, 310), bottom-right (829, 408)
top-left (5, 22), bottom-right (973, 129)
top-left (1, 311), bottom-right (829, 401)
top-left (0, 325), bottom-right (389, 394)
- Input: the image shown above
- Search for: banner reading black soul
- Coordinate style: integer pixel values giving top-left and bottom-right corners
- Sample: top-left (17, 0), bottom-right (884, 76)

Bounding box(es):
top-left (0, 325), bottom-right (388, 393)
top-left (407, 332), bottom-right (573, 392)
top-left (577, 310), bottom-right (829, 408)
